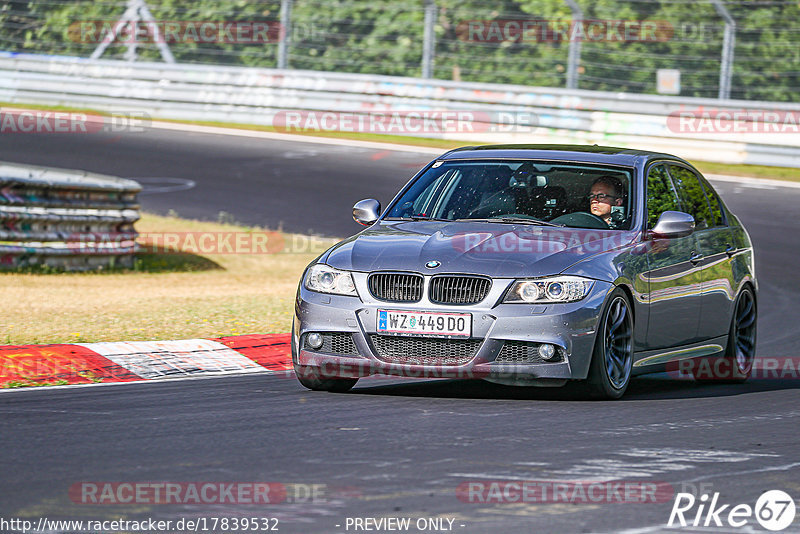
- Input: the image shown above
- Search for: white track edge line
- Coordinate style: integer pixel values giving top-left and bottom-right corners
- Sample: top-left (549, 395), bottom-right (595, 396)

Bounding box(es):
top-left (148, 122), bottom-right (800, 188)
top-left (148, 120), bottom-right (445, 154)
top-left (705, 173), bottom-right (800, 189)
top-left (0, 369), bottom-right (295, 394)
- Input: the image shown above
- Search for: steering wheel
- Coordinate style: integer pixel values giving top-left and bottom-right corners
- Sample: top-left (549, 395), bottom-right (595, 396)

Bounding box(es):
top-left (550, 212), bottom-right (610, 229)
top-left (465, 188), bottom-right (515, 218)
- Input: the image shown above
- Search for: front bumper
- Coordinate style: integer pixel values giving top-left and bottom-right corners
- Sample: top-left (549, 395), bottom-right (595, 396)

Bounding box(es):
top-left (293, 276), bottom-right (612, 383)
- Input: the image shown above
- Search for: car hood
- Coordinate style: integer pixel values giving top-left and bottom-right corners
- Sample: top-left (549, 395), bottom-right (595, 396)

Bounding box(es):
top-left (323, 221), bottom-right (639, 278)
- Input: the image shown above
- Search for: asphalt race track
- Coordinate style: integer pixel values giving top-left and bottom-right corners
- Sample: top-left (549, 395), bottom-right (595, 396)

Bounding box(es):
top-left (2, 127), bottom-right (800, 533)
top-left (0, 127), bottom-right (430, 237)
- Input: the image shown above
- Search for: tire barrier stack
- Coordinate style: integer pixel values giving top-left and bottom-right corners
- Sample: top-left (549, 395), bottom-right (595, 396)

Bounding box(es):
top-left (0, 162), bottom-right (141, 270)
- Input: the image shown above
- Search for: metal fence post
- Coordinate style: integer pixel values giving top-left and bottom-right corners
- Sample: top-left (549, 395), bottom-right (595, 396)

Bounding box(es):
top-left (90, 0), bottom-right (175, 63)
top-left (711, 0), bottom-right (735, 100)
top-left (278, 0), bottom-right (293, 69)
top-left (563, 0), bottom-right (583, 90)
top-left (422, 0), bottom-right (436, 79)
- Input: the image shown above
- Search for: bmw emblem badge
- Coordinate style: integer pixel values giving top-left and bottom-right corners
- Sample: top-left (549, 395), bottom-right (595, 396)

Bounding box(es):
top-left (425, 260), bottom-right (441, 269)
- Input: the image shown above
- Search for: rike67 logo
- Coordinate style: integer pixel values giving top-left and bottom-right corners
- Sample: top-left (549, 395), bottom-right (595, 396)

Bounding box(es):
top-left (669, 490), bottom-right (796, 531)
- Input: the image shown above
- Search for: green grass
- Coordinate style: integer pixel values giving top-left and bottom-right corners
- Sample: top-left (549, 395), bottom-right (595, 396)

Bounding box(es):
top-left (2, 379), bottom-right (70, 388)
top-left (0, 212), bottom-right (336, 345)
top-left (687, 160), bottom-right (800, 182)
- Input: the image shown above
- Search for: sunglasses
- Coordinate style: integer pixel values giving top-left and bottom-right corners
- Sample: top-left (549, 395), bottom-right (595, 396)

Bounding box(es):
top-left (588, 193), bottom-right (619, 202)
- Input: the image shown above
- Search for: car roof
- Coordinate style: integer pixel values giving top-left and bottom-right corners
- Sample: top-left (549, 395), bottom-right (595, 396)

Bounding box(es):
top-left (438, 144), bottom-right (688, 167)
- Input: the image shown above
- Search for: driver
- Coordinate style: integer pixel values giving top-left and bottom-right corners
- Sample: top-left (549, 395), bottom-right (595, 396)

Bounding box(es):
top-left (588, 176), bottom-right (624, 227)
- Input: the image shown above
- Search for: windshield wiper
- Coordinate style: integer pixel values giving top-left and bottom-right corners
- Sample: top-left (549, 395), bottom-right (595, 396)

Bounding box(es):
top-left (385, 216), bottom-right (451, 222)
top-left (458, 217), bottom-right (565, 227)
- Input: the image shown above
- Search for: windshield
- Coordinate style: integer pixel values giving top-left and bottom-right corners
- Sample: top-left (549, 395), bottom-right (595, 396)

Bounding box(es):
top-left (385, 159), bottom-right (635, 230)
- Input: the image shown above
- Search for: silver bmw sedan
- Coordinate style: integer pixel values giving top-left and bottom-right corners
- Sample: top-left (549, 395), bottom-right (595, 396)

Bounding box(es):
top-left (292, 145), bottom-right (757, 399)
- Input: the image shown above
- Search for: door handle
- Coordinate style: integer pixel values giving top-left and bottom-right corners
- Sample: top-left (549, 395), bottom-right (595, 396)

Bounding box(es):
top-left (689, 252), bottom-right (704, 265)
top-left (725, 245), bottom-right (736, 257)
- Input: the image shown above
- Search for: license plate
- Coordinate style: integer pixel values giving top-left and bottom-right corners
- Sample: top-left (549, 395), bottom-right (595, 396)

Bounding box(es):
top-left (377, 310), bottom-right (472, 337)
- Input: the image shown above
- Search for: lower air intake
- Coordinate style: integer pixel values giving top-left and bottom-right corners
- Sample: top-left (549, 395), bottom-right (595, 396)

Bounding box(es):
top-left (369, 334), bottom-right (481, 366)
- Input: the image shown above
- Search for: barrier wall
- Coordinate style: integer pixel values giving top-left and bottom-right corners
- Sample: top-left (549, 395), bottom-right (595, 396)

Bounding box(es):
top-left (1, 52), bottom-right (799, 167)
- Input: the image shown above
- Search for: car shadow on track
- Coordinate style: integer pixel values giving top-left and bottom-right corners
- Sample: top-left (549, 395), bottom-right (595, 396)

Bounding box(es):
top-left (345, 373), bottom-right (800, 402)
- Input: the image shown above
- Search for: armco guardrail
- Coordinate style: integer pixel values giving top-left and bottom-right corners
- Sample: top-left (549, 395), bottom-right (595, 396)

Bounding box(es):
top-left (0, 162), bottom-right (140, 270)
top-left (1, 52), bottom-right (799, 167)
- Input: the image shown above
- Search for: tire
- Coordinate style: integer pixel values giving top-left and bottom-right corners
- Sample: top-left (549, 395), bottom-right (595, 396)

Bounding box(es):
top-left (696, 286), bottom-right (756, 384)
top-left (583, 288), bottom-right (634, 400)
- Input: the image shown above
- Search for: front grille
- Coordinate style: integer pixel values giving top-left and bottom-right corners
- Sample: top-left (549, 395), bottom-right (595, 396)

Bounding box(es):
top-left (368, 272), bottom-right (423, 302)
top-left (495, 341), bottom-right (562, 364)
top-left (369, 334), bottom-right (481, 366)
top-left (304, 333), bottom-right (360, 356)
top-left (429, 275), bottom-right (491, 305)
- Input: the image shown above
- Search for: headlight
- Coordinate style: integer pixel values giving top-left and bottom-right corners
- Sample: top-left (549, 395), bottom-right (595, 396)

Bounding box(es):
top-left (304, 264), bottom-right (358, 296)
top-left (504, 276), bottom-right (594, 304)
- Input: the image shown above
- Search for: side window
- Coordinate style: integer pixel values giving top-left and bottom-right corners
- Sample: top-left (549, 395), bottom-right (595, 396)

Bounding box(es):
top-left (646, 164), bottom-right (681, 229)
top-left (668, 165), bottom-right (712, 230)
top-left (697, 175), bottom-right (725, 227)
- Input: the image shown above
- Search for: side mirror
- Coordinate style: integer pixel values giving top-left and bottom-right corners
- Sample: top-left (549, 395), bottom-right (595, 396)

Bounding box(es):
top-left (651, 210), bottom-right (695, 238)
top-left (353, 198), bottom-right (381, 226)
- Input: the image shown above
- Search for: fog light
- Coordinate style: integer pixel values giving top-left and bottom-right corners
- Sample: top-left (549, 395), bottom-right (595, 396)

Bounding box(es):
top-left (307, 333), bottom-right (323, 349)
top-left (539, 343), bottom-right (556, 360)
